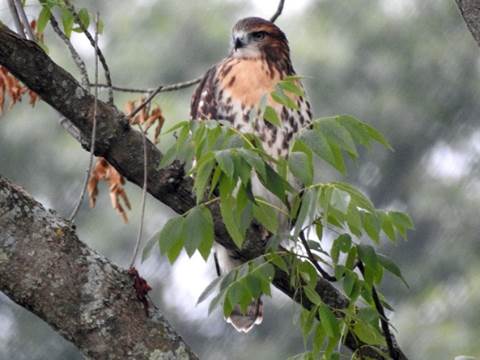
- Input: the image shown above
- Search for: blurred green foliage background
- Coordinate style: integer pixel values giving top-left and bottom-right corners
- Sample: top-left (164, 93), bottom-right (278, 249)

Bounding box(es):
top-left (1, 0), bottom-right (479, 359)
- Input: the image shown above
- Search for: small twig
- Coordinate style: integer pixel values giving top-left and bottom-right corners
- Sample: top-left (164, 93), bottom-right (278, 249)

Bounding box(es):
top-left (128, 85), bottom-right (164, 120)
top-left (213, 252), bottom-right (221, 276)
top-left (357, 262), bottom-right (398, 360)
top-left (126, 81), bottom-right (165, 268)
top-left (270, 0), bottom-right (285, 23)
top-left (299, 230), bottom-right (337, 281)
top-left (7, 0), bottom-right (25, 38)
top-left (64, 0), bottom-right (113, 104)
top-left (69, 13), bottom-right (100, 222)
top-left (13, 0), bottom-right (35, 40)
top-left (49, 15), bottom-right (90, 91)
top-left (90, 77), bottom-right (202, 94)
top-left (128, 122), bottom-right (148, 268)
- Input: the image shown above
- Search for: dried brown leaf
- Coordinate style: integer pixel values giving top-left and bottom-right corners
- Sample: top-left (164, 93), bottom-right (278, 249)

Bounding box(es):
top-left (87, 157), bottom-right (131, 223)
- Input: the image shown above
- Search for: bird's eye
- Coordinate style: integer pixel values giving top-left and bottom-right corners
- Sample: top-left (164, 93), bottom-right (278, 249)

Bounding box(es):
top-left (252, 31), bottom-right (266, 41)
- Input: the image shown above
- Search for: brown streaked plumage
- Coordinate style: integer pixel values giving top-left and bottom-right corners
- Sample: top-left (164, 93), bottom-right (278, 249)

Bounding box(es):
top-left (191, 17), bottom-right (312, 333)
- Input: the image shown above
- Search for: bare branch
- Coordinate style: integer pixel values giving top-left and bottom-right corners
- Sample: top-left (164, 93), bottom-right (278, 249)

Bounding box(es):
top-left (0, 175), bottom-right (199, 359)
top-left (270, 0), bottom-right (285, 22)
top-left (7, 0), bottom-right (25, 38)
top-left (357, 262), bottom-right (399, 360)
top-left (64, 0), bottom-right (114, 104)
top-left (455, 0), bottom-right (480, 48)
top-left (299, 230), bottom-right (336, 281)
top-left (91, 77), bottom-right (202, 94)
top-left (49, 15), bottom-right (90, 91)
top-left (13, 0), bottom-right (35, 41)
top-left (69, 13), bottom-right (100, 221)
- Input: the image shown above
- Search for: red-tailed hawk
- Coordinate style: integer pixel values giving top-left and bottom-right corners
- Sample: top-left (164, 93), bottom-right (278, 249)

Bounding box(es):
top-left (191, 17), bottom-right (312, 332)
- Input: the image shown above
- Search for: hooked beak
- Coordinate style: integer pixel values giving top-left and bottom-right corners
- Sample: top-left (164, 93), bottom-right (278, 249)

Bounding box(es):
top-left (234, 36), bottom-right (245, 50)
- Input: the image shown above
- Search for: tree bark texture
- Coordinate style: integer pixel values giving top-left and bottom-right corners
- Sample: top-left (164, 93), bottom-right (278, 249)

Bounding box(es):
top-left (0, 24), bottom-right (406, 359)
top-left (0, 175), bottom-right (198, 360)
top-left (456, 0), bottom-right (480, 47)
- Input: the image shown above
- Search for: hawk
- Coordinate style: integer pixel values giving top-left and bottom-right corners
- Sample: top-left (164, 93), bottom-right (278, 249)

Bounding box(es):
top-left (190, 17), bottom-right (312, 332)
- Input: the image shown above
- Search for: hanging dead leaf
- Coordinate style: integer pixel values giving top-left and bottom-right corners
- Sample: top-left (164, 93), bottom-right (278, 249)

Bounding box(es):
top-left (88, 157), bottom-right (131, 223)
top-left (125, 98), bottom-right (165, 143)
top-left (0, 66), bottom-right (38, 113)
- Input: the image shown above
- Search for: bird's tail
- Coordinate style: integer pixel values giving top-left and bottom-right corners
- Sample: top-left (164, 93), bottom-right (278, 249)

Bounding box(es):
top-left (226, 297), bottom-right (263, 333)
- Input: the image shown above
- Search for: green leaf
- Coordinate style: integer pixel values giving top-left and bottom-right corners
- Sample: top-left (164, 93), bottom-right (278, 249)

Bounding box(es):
top-left (208, 291), bottom-right (224, 315)
top-left (267, 252), bottom-right (288, 272)
top-left (61, 8), bottom-right (74, 38)
top-left (357, 244), bottom-right (379, 286)
top-left (243, 275), bottom-right (263, 298)
top-left (227, 282), bottom-right (252, 313)
top-left (363, 211), bottom-right (380, 243)
top-left (208, 166), bottom-right (222, 198)
top-left (337, 115), bottom-right (392, 150)
top-left (329, 143), bottom-right (346, 174)
top-left (259, 163), bottom-right (292, 204)
top-left (296, 131), bottom-right (336, 170)
top-left (184, 205), bottom-right (214, 260)
top-left (96, 18), bottom-right (104, 34)
top-left (315, 222), bottom-right (323, 240)
top-left (271, 89), bottom-right (299, 109)
top-left (318, 303), bottom-right (339, 338)
top-left (194, 152), bottom-right (215, 203)
top-left (37, 6), bottom-right (51, 33)
top-left (331, 234), bottom-right (352, 264)
top-left (345, 246), bottom-right (358, 270)
top-left (312, 323), bottom-right (326, 355)
top-left (304, 286), bottom-right (322, 305)
top-left (298, 261), bottom-right (318, 285)
top-left (253, 199), bottom-right (278, 234)
top-left (294, 188), bottom-right (318, 236)
top-left (77, 8), bottom-right (90, 29)
top-left (342, 269), bottom-right (358, 297)
top-left (330, 188), bottom-right (349, 213)
top-left (378, 254), bottom-right (409, 288)
top-left (158, 216), bottom-right (185, 263)
top-left (330, 182), bottom-right (375, 212)
top-left (264, 105), bottom-right (281, 127)
top-left (300, 307), bottom-right (317, 341)
top-left (315, 117), bottom-right (358, 157)
top-left (278, 79), bottom-right (305, 97)
top-left (219, 178), bottom-right (244, 248)
top-left (158, 145), bottom-right (177, 169)
top-left (163, 120), bottom-right (189, 134)
top-left (215, 150), bottom-right (234, 178)
top-left (353, 320), bottom-right (387, 346)
top-left (346, 201), bottom-right (362, 236)
top-left (289, 151), bottom-right (313, 186)
top-left (197, 276), bottom-right (222, 304)
top-left (232, 154), bottom-right (252, 186)
top-left (380, 212), bottom-right (396, 241)
top-left (223, 293), bottom-right (234, 317)
top-left (389, 211), bottom-right (414, 239)
top-left (237, 148), bottom-right (267, 181)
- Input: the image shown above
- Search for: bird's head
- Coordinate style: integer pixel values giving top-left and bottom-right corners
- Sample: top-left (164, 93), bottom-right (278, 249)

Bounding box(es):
top-left (230, 17), bottom-right (290, 60)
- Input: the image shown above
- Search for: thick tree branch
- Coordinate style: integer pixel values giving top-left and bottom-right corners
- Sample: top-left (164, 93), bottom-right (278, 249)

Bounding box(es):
top-left (0, 24), bottom-right (406, 359)
top-left (0, 175), bottom-right (198, 360)
top-left (456, 0), bottom-right (480, 47)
